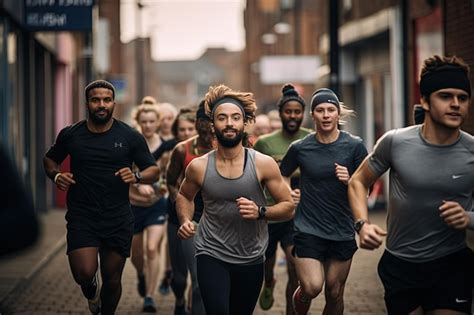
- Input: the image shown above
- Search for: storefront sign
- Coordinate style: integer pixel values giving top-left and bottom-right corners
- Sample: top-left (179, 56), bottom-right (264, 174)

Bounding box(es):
top-left (24, 0), bottom-right (94, 31)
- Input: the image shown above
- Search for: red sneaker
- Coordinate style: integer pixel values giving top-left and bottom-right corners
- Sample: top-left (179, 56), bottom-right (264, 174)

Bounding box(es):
top-left (292, 286), bottom-right (311, 315)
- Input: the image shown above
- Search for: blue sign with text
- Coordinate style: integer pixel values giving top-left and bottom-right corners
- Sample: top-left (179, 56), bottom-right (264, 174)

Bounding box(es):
top-left (24, 0), bottom-right (94, 31)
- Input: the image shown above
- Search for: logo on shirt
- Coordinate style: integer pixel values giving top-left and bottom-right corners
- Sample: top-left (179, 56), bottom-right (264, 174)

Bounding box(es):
top-left (114, 142), bottom-right (123, 148)
top-left (455, 298), bottom-right (468, 303)
top-left (452, 174), bottom-right (463, 179)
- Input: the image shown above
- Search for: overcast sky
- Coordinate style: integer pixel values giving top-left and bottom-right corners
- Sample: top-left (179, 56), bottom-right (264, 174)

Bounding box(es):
top-left (121, 0), bottom-right (246, 61)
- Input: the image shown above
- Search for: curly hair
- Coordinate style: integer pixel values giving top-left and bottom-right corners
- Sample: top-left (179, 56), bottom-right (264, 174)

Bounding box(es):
top-left (277, 83), bottom-right (306, 112)
top-left (204, 84), bottom-right (257, 124)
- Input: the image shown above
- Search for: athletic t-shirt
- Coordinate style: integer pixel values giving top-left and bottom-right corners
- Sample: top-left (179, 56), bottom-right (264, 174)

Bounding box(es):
top-left (280, 131), bottom-right (367, 241)
top-left (254, 128), bottom-right (311, 194)
top-left (367, 125), bottom-right (474, 262)
top-left (45, 120), bottom-right (156, 220)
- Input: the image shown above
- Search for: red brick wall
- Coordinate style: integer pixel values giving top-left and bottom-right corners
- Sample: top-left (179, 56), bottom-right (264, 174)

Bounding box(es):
top-left (444, 1), bottom-right (474, 134)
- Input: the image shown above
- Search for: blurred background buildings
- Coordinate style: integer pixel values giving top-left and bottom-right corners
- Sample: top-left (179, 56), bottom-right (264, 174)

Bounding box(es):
top-left (1, 0), bottom-right (473, 212)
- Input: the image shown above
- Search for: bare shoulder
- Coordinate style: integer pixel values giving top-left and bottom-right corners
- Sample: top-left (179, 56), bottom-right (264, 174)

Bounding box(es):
top-left (254, 150), bottom-right (279, 178)
top-left (184, 153), bottom-right (210, 181)
top-left (254, 150), bottom-right (277, 165)
top-left (170, 140), bottom-right (187, 157)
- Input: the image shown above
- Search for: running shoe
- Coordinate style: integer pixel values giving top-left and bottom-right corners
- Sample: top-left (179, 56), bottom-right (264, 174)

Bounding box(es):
top-left (143, 296), bottom-right (157, 313)
top-left (158, 270), bottom-right (172, 295)
top-left (137, 274), bottom-right (146, 297)
top-left (259, 278), bottom-right (276, 310)
top-left (292, 286), bottom-right (311, 315)
top-left (174, 303), bottom-right (188, 315)
top-left (87, 272), bottom-right (101, 314)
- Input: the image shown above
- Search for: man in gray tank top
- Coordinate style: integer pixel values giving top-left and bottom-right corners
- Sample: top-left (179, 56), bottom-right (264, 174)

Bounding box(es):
top-left (176, 84), bottom-right (295, 315)
top-left (349, 55), bottom-right (474, 315)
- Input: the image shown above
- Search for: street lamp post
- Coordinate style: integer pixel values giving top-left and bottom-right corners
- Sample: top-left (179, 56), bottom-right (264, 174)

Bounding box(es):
top-left (135, 0), bottom-right (144, 104)
top-left (329, 0), bottom-right (340, 96)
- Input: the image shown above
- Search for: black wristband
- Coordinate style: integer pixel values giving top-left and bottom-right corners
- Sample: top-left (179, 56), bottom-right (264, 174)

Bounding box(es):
top-left (257, 206), bottom-right (267, 220)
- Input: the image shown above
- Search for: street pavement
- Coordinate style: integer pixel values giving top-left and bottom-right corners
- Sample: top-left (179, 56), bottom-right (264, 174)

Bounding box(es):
top-left (0, 209), bottom-right (389, 314)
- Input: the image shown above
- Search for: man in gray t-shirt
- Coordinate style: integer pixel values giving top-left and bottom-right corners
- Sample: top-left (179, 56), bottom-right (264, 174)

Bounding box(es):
top-left (349, 55), bottom-right (474, 314)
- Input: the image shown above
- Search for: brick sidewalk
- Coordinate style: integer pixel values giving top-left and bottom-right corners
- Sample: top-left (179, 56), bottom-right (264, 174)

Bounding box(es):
top-left (0, 209), bottom-right (66, 305)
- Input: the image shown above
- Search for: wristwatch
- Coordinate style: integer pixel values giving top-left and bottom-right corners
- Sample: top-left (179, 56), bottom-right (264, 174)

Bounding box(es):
top-left (134, 171), bottom-right (142, 183)
top-left (354, 219), bottom-right (367, 234)
top-left (257, 206), bottom-right (267, 220)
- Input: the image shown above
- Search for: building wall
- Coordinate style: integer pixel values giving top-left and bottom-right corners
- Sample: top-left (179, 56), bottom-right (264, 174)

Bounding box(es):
top-left (444, 0), bottom-right (474, 134)
top-left (99, 0), bottom-right (122, 75)
top-left (243, 0), bottom-right (323, 112)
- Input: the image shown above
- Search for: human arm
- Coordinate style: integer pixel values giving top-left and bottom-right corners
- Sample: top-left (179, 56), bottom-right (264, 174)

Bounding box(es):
top-left (282, 176), bottom-right (300, 205)
top-left (176, 158), bottom-right (205, 239)
top-left (335, 163), bottom-right (350, 185)
top-left (439, 200), bottom-right (472, 230)
top-left (239, 153), bottom-right (294, 221)
top-left (43, 128), bottom-right (76, 191)
top-left (115, 164), bottom-right (159, 184)
top-left (166, 144), bottom-right (186, 202)
top-left (43, 156), bottom-right (76, 191)
top-left (335, 140), bottom-right (368, 185)
top-left (348, 158), bottom-right (387, 250)
top-left (129, 184), bottom-right (159, 207)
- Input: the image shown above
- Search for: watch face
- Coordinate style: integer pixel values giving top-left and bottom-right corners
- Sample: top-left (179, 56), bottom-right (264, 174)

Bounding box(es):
top-left (354, 220), bottom-right (365, 232)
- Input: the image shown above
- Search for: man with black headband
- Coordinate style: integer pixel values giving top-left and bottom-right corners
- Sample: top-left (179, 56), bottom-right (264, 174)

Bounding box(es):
top-left (176, 84), bottom-right (295, 315)
top-left (43, 80), bottom-right (160, 314)
top-left (280, 87), bottom-right (367, 315)
top-left (254, 83), bottom-right (310, 314)
top-left (349, 55), bottom-right (474, 314)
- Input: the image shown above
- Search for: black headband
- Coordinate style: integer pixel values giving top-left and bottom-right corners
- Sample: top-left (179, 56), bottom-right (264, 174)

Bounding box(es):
top-left (210, 97), bottom-right (245, 119)
top-left (420, 66), bottom-right (471, 98)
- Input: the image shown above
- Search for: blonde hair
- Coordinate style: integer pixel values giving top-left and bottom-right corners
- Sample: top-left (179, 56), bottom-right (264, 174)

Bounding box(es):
top-left (157, 102), bottom-right (178, 119)
top-left (338, 102), bottom-right (355, 125)
top-left (131, 103), bottom-right (161, 129)
top-left (204, 84), bottom-right (257, 124)
top-left (141, 95), bottom-right (157, 105)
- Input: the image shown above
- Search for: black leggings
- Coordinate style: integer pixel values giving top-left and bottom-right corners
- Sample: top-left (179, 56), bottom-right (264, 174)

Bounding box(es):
top-left (196, 254), bottom-right (264, 315)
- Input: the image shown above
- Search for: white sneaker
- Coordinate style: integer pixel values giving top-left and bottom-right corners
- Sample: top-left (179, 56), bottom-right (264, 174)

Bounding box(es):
top-left (88, 271), bottom-right (101, 314)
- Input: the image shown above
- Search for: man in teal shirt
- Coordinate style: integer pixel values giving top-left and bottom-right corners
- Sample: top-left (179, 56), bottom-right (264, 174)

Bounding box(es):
top-left (254, 83), bottom-right (310, 314)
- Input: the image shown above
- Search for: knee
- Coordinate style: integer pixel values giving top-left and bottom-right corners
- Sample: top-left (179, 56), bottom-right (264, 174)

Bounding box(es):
top-left (173, 271), bottom-right (187, 288)
top-left (325, 282), bottom-right (345, 302)
top-left (103, 275), bottom-right (121, 291)
top-left (146, 246), bottom-right (158, 260)
top-left (72, 267), bottom-right (97, 286)
top-left (300, 280), bottom-right (323, 299)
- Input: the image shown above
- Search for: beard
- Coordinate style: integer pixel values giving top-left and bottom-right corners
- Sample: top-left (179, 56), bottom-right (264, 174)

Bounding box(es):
top-left (88, 107), bottom-right (113, 125)
top-left (215, 127), bottom-right (244, 148)
top-left (282, 117), bottom-right (303, 135)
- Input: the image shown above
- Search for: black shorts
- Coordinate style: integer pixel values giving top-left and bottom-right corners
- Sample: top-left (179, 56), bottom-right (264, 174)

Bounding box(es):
top-left (378, 248), bottom-right (474, 314)
top-left (293, 232), bottom-right (357, 262)
top-left (66, 212), bottom-right (134, 258)
top-left (265, 220), bottom-right (295, 258)
top-left (132, 197), bottom-right (168, 234)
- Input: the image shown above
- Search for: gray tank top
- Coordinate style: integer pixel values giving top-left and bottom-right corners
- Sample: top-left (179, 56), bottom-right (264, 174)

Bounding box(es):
top-left (195, 148), bottom-right (268, 264)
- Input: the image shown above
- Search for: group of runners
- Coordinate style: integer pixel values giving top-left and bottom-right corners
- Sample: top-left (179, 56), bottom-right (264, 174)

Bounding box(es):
top-left (44, 54), bottom-right (474, 315)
